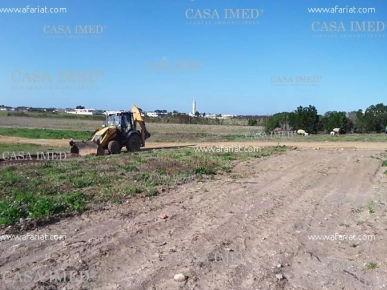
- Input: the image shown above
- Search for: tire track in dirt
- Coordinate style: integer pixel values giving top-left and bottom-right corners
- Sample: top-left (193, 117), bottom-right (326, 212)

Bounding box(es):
top-left (265, 150), bottom-right (386, 290)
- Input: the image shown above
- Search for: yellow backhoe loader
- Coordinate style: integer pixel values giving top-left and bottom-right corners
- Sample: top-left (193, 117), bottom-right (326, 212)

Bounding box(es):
top-left (69, 105), bottom-right (151, 156)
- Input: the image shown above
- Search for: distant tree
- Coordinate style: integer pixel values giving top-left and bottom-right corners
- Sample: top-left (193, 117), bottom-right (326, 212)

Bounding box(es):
top-left (316, 115), bottom-right (324, 132)
top-left (265, 112), bottom-right (289, 131)
top-left (355, 103), bottom-right (387, 133)
top-left (76, 105), bottom-right (85, 109)
top-left (203, 112), bottom-right (206, 117)
top-left (172, 110), bottom-right (179, 114)
top-left (247, 118), bottom-right (258, 126)
top-left (320, 111), bottom-right (352, 133)
top-left (369, 103), bottom-right (387, 132)
top-left (288, 105), bottom-right (319, 133)
top-left (354, 109), bottom-right (367, 133)
top-left (347, 111), bottom-right (357, 125)
top-left (195, 111), bottom-right (200, 117)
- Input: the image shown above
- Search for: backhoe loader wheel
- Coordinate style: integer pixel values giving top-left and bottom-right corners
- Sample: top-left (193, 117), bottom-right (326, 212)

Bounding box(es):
top-left (108, 140), bottom-right (121, 154)
top-left (126, 134), bottom-right (141, 152)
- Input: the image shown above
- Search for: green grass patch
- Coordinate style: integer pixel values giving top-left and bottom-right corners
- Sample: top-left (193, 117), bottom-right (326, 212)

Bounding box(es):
top-left (0, 127), bottom-right (92, 140)
top-left (4, 111), bottom-right (105, 121)
top-left (0, 191), bottom-right (87, 225)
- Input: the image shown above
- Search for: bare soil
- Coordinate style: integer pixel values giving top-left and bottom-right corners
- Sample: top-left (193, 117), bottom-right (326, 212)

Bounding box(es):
top-left (1, 140), bottom-right (387, 289)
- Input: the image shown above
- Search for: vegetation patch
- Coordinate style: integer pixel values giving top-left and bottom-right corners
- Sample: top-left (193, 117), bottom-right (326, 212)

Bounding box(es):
top-left (0, 127), bottom-right (91, 140)
top-left (0, 146), bottom-right (287, 226)
top-left (366, 262), bottom-right (377, 269)
top-left (0, 144), bottom-right (67, 159)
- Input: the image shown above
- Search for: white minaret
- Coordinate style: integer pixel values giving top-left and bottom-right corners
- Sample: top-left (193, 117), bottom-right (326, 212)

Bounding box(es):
top-left (192, 100), bottom-right (196, 115)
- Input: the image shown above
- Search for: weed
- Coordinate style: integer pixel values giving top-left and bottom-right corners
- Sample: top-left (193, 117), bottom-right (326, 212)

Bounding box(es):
top-left (368, 201), bottom-right (375, 213)
top-left (60, 192), bottom-right (88, 211)
top-left (72, 178), bottom-right (95, 188)
top-left (220, 152), bottom-right (235, 161)
top-left (194, 167), bottom-right (216, 175)
top-left (366, 262), bottom-right (377, 269)
top-left (0, 172), bottom-right (24, 186)
top-left (128, 187), bottom-right (143, 195)
top-left (113, 198), bottom-right (124, 204)
top-left (121, 165), bottom-right (139, 172)
top-left (220, 165), bottom-right (232, 173)
top-left (146, 189), bottom-right (158, 197)
top-left (27, 197), bottom-right (66, 218)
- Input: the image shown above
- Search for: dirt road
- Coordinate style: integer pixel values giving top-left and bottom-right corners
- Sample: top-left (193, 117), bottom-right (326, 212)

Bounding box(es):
top-left (1, 146), bottom-right (387, 289)
top-left (1, 135), bottom-right (387, 151)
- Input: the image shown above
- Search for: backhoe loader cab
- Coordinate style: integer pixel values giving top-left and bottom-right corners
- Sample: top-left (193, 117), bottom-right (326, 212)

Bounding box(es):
top-left (105, 112), bottom-right (133, 131)
top-left (70, 105), bottom-right (150, 156)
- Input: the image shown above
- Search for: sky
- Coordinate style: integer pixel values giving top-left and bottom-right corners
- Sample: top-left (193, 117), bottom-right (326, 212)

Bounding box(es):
top-left (0, 0), bottom-right (386, 115)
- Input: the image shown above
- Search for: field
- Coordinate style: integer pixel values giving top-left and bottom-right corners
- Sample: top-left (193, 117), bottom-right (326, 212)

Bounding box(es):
top-left (1, 116), bottom-right (387, 144)
top-left (1, 116), bottom-right (387, 289)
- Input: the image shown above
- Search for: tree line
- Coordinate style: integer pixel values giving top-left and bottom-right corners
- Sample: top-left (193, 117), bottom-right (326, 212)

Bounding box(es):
top-left (265, 103), bottom-right (387, 134)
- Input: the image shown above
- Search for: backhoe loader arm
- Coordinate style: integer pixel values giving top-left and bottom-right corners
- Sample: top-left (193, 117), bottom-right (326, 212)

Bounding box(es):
top-left (131, 105), bottom-right (151, 146)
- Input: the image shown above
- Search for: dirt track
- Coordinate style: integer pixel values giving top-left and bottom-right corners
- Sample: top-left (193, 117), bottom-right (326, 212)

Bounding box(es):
top-left (1, 135), bottom-right (387, 151)
top-left (1, 144), bottom-right (387, 289)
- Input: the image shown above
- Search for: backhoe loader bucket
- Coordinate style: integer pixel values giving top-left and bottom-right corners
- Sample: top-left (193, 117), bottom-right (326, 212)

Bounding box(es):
top-left (69, 140), bottom-right (105, 156)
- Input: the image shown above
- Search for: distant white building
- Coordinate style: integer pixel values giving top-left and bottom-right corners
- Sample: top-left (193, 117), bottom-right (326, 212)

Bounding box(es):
top-left (220, 114), bottom-right (237, 119)
top-left (186, 100), bottom-right (237, 118)
top-left (66, 108), bottom-right (96, 115)
top-left (0, 106), bottom-right (13, 111)
top-left (204, 114), bottom-right (221, 119)
top-left (146, 112), bottom-right (161, 117)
